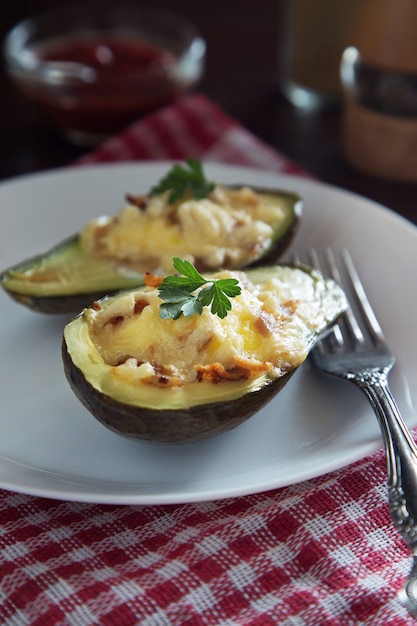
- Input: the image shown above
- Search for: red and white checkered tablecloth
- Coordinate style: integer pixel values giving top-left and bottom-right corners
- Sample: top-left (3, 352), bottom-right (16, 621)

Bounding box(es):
top-left (1, 93), bottom-right (416, 626)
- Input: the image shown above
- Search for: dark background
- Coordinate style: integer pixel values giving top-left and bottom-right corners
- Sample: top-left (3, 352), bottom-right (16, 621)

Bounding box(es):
top-left (1, 0), bottom-right (416, 225)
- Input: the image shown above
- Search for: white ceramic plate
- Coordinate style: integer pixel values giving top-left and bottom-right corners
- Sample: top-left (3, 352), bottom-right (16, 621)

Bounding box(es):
top-left (1, 162), bottom-right (416, 505)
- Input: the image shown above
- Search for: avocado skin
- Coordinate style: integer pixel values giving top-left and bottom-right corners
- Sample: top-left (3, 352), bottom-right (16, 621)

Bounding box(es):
top-left (62, 337), bottom-right (296, 444)
top-left (4, 289), bottom-right (119, 315)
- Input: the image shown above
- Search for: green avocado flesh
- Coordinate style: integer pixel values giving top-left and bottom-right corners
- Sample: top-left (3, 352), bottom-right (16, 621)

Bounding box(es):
top-left (62, 264), bottom-right (347, 443)
top-left (0, 185), bottom-right (302, 314)
top-left (0, 237), bottom-right (147, 314)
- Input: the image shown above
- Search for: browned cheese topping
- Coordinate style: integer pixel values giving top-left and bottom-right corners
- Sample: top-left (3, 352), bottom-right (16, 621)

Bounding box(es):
top-left (80, 185), bottom-right (286, 274)
top-left (85, 267), bottom-right (334, 389)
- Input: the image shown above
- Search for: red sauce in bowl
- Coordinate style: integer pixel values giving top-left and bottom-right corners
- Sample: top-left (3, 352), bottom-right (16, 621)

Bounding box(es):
top-left (18, 35), bottom-right (186, 142)
top-left (39, 37), bottom-right (175, 76)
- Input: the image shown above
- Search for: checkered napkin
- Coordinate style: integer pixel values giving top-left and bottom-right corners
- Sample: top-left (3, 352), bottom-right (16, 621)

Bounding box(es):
top-left (1, 93), bottom-right (415, 626)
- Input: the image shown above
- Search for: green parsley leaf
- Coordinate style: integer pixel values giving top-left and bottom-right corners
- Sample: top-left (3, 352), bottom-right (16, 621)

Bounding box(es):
top-left (159, 293), bottom-right (203, 320)
top-left (149, 157), bottom-right (215, 204)
top-left (158, 258), bottom-right (241, 320)
top-left (172, 257), bottom-right (205, 281)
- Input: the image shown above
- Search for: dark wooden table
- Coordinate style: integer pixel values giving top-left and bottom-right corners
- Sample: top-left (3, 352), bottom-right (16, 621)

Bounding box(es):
top-left (1, 0), bottom-right (416, 226)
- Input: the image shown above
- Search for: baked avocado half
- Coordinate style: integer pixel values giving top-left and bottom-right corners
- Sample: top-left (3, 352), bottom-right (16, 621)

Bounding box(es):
top-left (1, 159), bottom-right (302, 314)
top-left (62, 263), bottom-right (347, 444)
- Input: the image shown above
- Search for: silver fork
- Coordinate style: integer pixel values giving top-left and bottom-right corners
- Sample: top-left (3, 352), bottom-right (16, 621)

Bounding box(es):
top-left (298, 248), bottom-right (417, 615)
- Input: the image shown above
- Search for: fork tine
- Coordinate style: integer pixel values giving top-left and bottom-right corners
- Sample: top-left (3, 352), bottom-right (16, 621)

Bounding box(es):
top-left (340, 250), bottom-right (387, 347)
top-left (304, 248), bottom-right (344, 349)
top-left (321, 249), bottom-right (365, 347)
top-left (290, 248), bottom-right (344, 348)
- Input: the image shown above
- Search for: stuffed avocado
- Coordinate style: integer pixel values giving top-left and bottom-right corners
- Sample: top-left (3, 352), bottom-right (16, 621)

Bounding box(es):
top-left (62, 262), bottom-right (347, 443)
top-left (1, 159), bottom-right (302, 314)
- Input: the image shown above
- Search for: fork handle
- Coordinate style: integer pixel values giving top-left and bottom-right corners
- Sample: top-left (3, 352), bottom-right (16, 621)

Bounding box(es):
top-left (358, 372), bottom-right (417, 611)
top-left (358, 371), bottom-right (417, 539)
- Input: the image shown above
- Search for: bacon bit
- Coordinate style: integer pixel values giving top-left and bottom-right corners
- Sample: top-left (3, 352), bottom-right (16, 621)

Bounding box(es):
top-left (134, 298), bottom-right (149, 314)
top-left (112, 358), bottom-right (185, 387)
top-left (253, 317), bottom-right (270, 337)
top-left (283, 299), bottom-right (300, 315)
top-left (92, 300), bottom-right (101, 311)
top-left (254, 310), bottom-right (285, 337)
top-left (144, 273), bottom-right (164, 288)
top-left (254, 311), bottom-right (274, 336)
top-left (139, 361), bottom-right (185, 387)
top-left (195, 356), bottom-right (272, 384)
top-left (233, 355), bottom-right (272, 373)
top-left (125, 193), bottom-right (148, 210)
top-left (195, 362), bottom-right (250, 383)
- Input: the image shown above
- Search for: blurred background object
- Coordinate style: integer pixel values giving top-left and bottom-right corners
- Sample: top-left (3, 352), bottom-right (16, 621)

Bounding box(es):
top-left (280, 0), bottom-right (361, 110)
top-left (1, 0), bottom-right (417, 223)
top-left (0, 0), bottom-right (280, 174)
top-left (4, 4), bottom-right (205, 145)
top-left (341, 0), bottom-right (417, 181)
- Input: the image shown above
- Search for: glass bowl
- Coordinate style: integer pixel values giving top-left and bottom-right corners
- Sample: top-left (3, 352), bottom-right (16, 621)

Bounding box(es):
top-left (3, 4), bottom-right (206, 145)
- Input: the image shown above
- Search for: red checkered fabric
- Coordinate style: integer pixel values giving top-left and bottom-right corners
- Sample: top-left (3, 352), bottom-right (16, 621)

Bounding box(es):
top-left (1, 93), bottom-right (415, 625)
top-left (76, 92), bottom-right (306, 175)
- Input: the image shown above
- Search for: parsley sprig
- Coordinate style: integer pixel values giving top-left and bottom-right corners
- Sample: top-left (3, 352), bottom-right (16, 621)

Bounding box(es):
top-left (158, 257), bottom-right (241, 320)
top-left (149, 157), bottom-right (215, 204)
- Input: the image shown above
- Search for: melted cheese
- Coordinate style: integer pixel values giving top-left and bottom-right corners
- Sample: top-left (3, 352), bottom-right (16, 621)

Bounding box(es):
top-left (85, 267), bottom-right (343, 388)
top-left (80, 185), bottom-right (285, 273)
